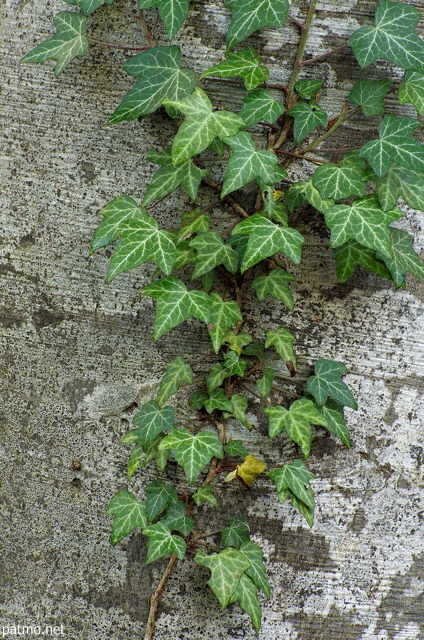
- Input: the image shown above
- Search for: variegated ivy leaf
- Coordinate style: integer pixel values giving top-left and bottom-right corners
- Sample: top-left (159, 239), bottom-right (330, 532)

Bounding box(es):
top-left (318, 399), bottom-right (351, 447)
top-left (142, 276), bottom-right (212, 340)
top-left (207, 293), bottom-right (242, 353)
top-left (170, 210), bottom-right (211, 245)
top-left (359, 115), bottom-right (424, 177)
top-left (127, 435), bottom-right (169, 479)
top-left (143, 522), bottom-right (186, 564)
top-left (267, 460), bottom-right (315, 509)
top-left (163, 88), bottom-right (245, 164)
top-left (21, 12), bottom-right (88, 77)
top-left (251, 268), bottom-right (294, 310)
top-left (160, 501), bottom-right (194, 536)
top-left (229, 574), bottom-right (262, 631)
top-left (376, 228), bottom-right (424, 288)
top-left (222, 331), bottom-right (253, 356)
top-left (285, 180), bottom-right (334, 214)
top-left (106, 213), bottom-right (176, 282)
top-left (108, 46), bottom-right (196, 124)
top-left (399, 71), bottom-right (424, 116)
top-left (374, 165), bottom-right (424, 212)
top-left (265, 328), bottom-right (296, 373)
top-left (159, 428), bottom-right (223, 484)
top-left (201, 48), bottom-right (269, 91)
top-left (349, 78), bottom-right (391, 116)
top-left (156, 357), bottom-right (193, 408)
top-left (221, 131), bottom-right (280, 198)
top-left (206, 363), bottom-right (232, 394)
top-left (295, 78), bottom-right (323, 100)
top-left (256, 367), bottom-right (276, 398)
top-left (225, 0), bottom-right (289, 50)
top-left (64, 0), bottom-right (113, 14)
top-left (138, 0), bottom-right (192, 40)
top-left (106, 491), bottom-right (147, 546)
top-left (190, 232), bottom-right (238, 279)
top-left (290, 493), bottom-right (314, 527)
top-left (324, 195), bottom-right (404, 258)
top-left (223, 351), bottom-right (247, 377)
top-left (204, 388), bottom-right (234, 414)
top-left (311, 163), bottom-right (366, 200)
top-left (91, 196), bottom-right (145, 253)
top-left (231, 214), bottom-right (304, 271)
top-left (239, 540), bottom-right (270, 598)
top-left (190, 391), bottom-right (209, 410)
top-left (349, 0), bottom-right (424, 71)
top-left (142, 147), bottom-right (209, 206)
top-left (199, 270), bottom-right (216, 292)
top-left (133, 400), bottom-right (175, 450)
top-left (223, 393), bottom-right (253, 430)
top-left (221, 516), bottom-right (251, 549)
top-left (265, 397), bottom-right (328, 457)
top-left (194, 548), bottom-right (251, 608)
top-left (332, 240), bottom-right (391, 284)
top-left (145, 480), bottom-right (178, 521)
top-left (224, 440), bottom-right (249, 458)
top-left (192, 486), bottom-right (219, 507)
top-left (287, 101), bottom-right (327, 144)
top-left (239, 89), bottom-right (285, 127)
top-left (306, 359), bottom-right (358, 409)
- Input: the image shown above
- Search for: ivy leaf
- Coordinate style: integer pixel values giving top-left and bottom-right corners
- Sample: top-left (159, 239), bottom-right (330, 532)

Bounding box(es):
top-left (160, 501), bottom-right (194, 536)
top-left (267, 460), bottom-right (315, 509)
top-left (91, 196), bottom-right (144, 253)
top-left (287, 101), bottom-right (327, 144)
top-left (199, 271), bottom-right (216, 292)
top-left (332, 240), bottom-right (392, 283)
top-left (194, 548), bottom-right (251, 608)
top-left (127, 435), bottom-right (169, 478)
top-left (190, 232), bottom-right (238, 278)
top-left (145, 480), bottom-right (178, 521)
top-left (201, 48), bottom-right (269, 91)
top-left (376, 228), bottom-right (424, 288)
top-left (225, 0), bottom-right (289, 50)
top-left (239, 89), bottom-right (285, 127)
top-left (192, 486), bottom-right (219, 507)
top-left (295, 78), bottom-right (323, 99)
top-left (222, 331), bottom-right (253, 355)
top-left (324, 194), bottom-right (404, 257)
top-left (224, 440), bottom-right (249, 458)
top-left (306, 359), bottom-right (357, 409)
top-left (223, 393), bottom-right (253, 430)
top-left (207, 293), bottom-right (242, 353)
top-left (265, 397), bottom-right (328, 457)
top-left (221, 516), bottom-right (251, 549)
top-left (143, 522), bottom-right (186, 563)
top-left (251, 269), bottom-right (294, 310)
top-left (106, 491), bottom-right (147, 546)
top-left (21, 12), bottom-right (88, 77)
top-left (159, 429), bottom-right (223, 483)
top-left (133, 400), bottom-right (175, 450)
top-left (224, 455), bottom-right (267, 487)
top-left (137, 0), bottom-right (192, 40)
top-left (349, 78), bottom-right (391, 115)
top-left (108, 46), bottom-right (196, 124)
top-left (311, 163), bottom-right (366, 200)
top-left (256, 367), bottom-right (276, 398)
top-left (230, 574), bottom-right (262, 631)
top-left (106, 213), bottom-right (176, 282)
top-left (204, 388), bottom-right (234, 414)
top-left (242, 342), bottom-right (265, 359)
top-left (349, 0), bottom-right (424, 71)
top-left (170, 210), bottom-right (211, 245)
top-left (163, 88), bottom-right (245, 164)
top-left (398, 71), bottom-right (424, 116)
top-left (374, 165), bottom-right (424, 212)
top-left (285, 180), bottom-right (334, 214)
top-left (239, 540), bottom-right (270, 597)
top-left (265, 328), bottom-right (296, 373)
top-left (142, 276), bottom-right (212, 340)
top-left (142, 148), bottom-right (209, 206)
top-left (221, 132), bottom-right (280, 198)
top-left (223, 351), bottom-right (247, 377)
top-left (157, 357), bottom-right (193, 408)
top-left (63, 0), bottom-right (113, 14)
top-left (359, 115), bottom-right (424, 177)
top-left (190, 391), bottom-right (209, 410)
top-left (206, 363), bottom-right (232, 394)
top-left (318, 400), bottom-right (351, 447)
top-left (232, 214), bottom-right (304, 271)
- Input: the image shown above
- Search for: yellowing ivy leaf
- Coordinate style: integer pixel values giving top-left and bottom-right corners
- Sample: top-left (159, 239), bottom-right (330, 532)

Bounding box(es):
top-left (224, 455), bottom-right (267, 487)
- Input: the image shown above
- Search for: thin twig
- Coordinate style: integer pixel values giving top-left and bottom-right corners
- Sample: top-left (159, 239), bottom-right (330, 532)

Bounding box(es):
top-left (299, 43), bottom-right (350, 66)
top-left (202, 177), bottom-right (249, 218)
top-left (144, 554), bottom-right (179, 640)
top-left (88, 37), bottom-right (151, 51)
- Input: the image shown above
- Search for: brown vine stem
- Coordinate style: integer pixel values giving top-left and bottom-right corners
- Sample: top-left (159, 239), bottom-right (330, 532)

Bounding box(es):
top-left (275, 149), bottom-right (329, 165)
top-left (202, 177), bottom-right (249, 218)
top-left (301, 105), bottom-right (361, 153)
top-left (144, 554), bottom-right (179, 640)
top-left (299, 43), bottom-right (350, 66)
top-left (286, 0), bottom-right (318, 109)
top-left (87, 37), bottom-right (151, 51)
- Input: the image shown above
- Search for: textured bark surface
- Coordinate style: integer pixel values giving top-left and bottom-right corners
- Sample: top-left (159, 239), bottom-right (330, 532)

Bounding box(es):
top-left (1, 1), bottom-right (423, 639)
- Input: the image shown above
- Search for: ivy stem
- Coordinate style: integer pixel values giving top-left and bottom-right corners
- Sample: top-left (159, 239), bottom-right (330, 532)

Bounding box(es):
top-left (301, 105), bottom-right (361, 153)
top-left (202, 177), bottom-right (249, 218)
top-left (144, 553), bottom-right (179, 640)
top-left (87, 37), bottom-right (151, 51)
top-left (299, 43), bottom-right (350, 66)
top-left (137, 9), bottom-right (155, 46)
top-left (275, 149), bottom-right (329, 165)
top-left (286, 0), bottom-right (318, 108)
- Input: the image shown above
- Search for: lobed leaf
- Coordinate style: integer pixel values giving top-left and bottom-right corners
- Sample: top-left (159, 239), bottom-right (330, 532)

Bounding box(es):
top-left (318, 399), bottom-right (351, 447)
top-left (192, 486), bottom-right (219, 507)
top-left (207, 293), bottom-right (242, 353)
top-left (64, 0), bottom-right (113, 14)
top-left (221, 516), bottom-right (251, 549)
top-left (374, 165), bottom-right (424, 212)
top-left (223, 393), bottom-right (253, 430)
top-left (306, 359), bottom-right (357, 409)
top-left (239, 89), bottom-right (284, 127)
top-left (133, 400), bottom-right (175, 450)
top-left (142, 522), bottom-right (186, 563)
top-left (160, 501), bottom-right (194, 536)
top-left (265, 328), bottom-right (296, 373)
top-left (201, 48), bottom-right (269, 91)
top-left (107, 491), bottom-right (147, 545)
top-left (311, 163), bottom-right (366, 200)
top-left (295, 78), bottom-right (323, 99)
top-left (349, 78), bottom-right (391, 116)
top-left (376, 228), bottom-right (424, 288)
top-left (398, 71), bottom-right (424, 116)
top-left (256, 367), bottom-right (276, 398)
top-left (287, 101), bottom-right (327, 144)
top-left (251, 268), bottom-right (294, 309)
top-left (138, 0), bottom-right (192, 40)
top-left (91, 196), bottom-right (145, 253)
top-left (225, 0), bottom-right (289, 50)
top-left (145, 480), bottom-right (178, 521)
top-left (159, 428), bottom-right (223, 484)
top-left (190, 232), bottom-right (238, 279)
top-left (332, 240), bottom-right (392, 283)
top-left (156, 357), bottom-right (193, 407)
top-left (194, 547), bottom-right (251, 608)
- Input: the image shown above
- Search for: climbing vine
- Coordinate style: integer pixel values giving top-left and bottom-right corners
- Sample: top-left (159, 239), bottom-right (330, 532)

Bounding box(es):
top-left (22, 0), bottom-right (424, 637)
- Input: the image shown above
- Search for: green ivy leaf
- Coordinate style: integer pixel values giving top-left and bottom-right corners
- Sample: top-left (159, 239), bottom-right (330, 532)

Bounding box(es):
top-left (265, 397), bottom-right (327, 457)
top-left (204, 388), bottom-right (234, 414)
top-left (222, 331), bottom-right (253, 355)
top-left (207, 293), bottom-right (242, 353)
top-left (143, 522), bottom-right (186, 563)
top-left (256, 367), bottom-right (276, 398)
top-left (225, 0), bottom-right (289, 50)
top-left (190, 232), bottom-right (238, 278)
top-left (106, 491), bottom-right (147, 546)
top-left (348, 78), bottom-right (391, 115)
top-left (64, 0), bottom-right (113, 14)
top-left (221, 516), bottom-right (251, 549)
top-left (142, 276), bottom-right (212, 340)
top-left (199, 270), bottom-right (216, 292)
top-left (285, 180), bottom-right (334, 214)
top-left (106, 213), bottom-right (176, 282)
top-left (222, 394), bottom-right (253, 430)
top-left (133, 400), bottom-right (175, 450)
top-left (306, 359), bottom-right (357, 409)
top-left (145, 480), bottom-right (178, 521)
top-left (398, 71), bottom-right (424, 116)
top-left (287, 101), bottom-right (327, 144)
top-left (242, 342), bottom-right (265, 359)
top-left (265, 328), bottom-right (296, 373)
top-left (376, 228), bottom-right (424, 288)
top-left (157, 357), bottom-right (193, 408)
top-left (232, 214), bottom-right (304, 271)
top-left (359, 115), bottom-right (424, 177)
top-left (318, 400), bottom-right (351, 447)
top-left (201, 48), bottom-right (269, 91)
top-left (160, 501), bottom-right (194, 536)
top-left (170, 210), bottom-right (211, 245)
top-left (190, 391), bottom-right (209, 410)
top-left (251, 269), bottom-right (294, 310)
top-left (159, 428), bottom-right (223, 483)
top-left (295, 78), bottom-right (323, 99)
top-left (239, 89), bottom-right (285, 127)
top-left (267, 460), bottom-right (315, 508)
top-left (349, 0), bottom-right (424, 71)
top-left (224, 440), bottom-right (249, 458)
top-left (138, 0), bottom-right (192, 40)
top-left (374, 165), bottom-right (424, 212)
top-left (332, 240), bottom-right (392, 283)
top-left (206, 363), bottom-right (232, 393)
top-left (192, 486), bottom-right (219, 507)
top-left (311, 163), bottom-right (366, 200)
top-left (230, 574), bottom-right (262, 631)
top-left (109, 46), bottom-right (196, 123)
top-left (239, 540), bottom-right (270, 597)
top-left (163, 88), bottom-right (245, 164)
top-left (324, 194), bottom-right (404, 257)
top-left (223, 351), bottom-right (247, 377)
top-left (194, 548), bottom-right (251, 608)
top-left (221, 132), bottom-right (280, 198)
top-left (127, 435), bottom-right (170, 479)
top-left (21, 12), bottom-right (88, 77)
top-left (91, 196), bottom-right (144, 253)
top-left (142, 148), bottom-right (209, 206)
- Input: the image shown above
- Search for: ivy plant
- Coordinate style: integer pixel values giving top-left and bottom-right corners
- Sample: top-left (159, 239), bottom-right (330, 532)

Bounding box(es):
top-left (22, 0), bottom-right (424, 637)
